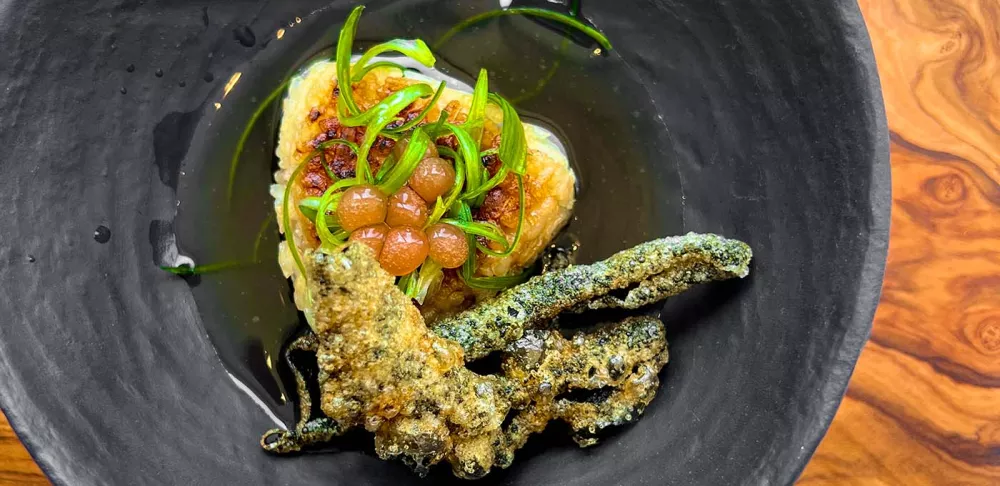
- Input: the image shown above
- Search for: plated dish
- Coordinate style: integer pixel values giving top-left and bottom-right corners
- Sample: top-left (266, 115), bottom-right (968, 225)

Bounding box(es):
top-left (0, 0), bottom-right (889, 484)
top-left (252, 5), bottom-right (752, 479)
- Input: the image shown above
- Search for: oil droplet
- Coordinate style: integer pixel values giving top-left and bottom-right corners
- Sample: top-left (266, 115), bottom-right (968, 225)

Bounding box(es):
top-left (94, 225), bottom-right (112, 243)
top-left (125, 64), bottom-right (135, 73)
top-left (178, 80), bottom-right (186, 87)
top-left (27, 255), bottom-right (35, 263)
top-left (119, 87), bottom-right (127, 94)
top-left (204, 72), bottom-right (215, 82)
top-left (295, 17), bottom-right (302, 23)
top-left (154, 68), bottom-right (163, 77)
top-left (276, 28), bottom-right (285, 39)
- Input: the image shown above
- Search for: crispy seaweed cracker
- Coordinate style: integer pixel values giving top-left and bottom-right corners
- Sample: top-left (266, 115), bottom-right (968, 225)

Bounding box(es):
top-left (262, 233), bottom-right (751, 478)
top-left (432, 232), bottom-right (753, 359)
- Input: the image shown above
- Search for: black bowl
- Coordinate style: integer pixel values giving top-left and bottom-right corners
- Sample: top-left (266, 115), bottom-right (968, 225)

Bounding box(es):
top-left (0, 0), bottom-right (888, 484)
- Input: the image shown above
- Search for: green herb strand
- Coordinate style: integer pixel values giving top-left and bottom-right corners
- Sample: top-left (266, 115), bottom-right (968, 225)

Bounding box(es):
top-left (476, 174), bottom-right (525, 258)
top-left (433, 7), bottom-right (612, 52)
top-left (377, 127), bottom-right (431, 194)
top-left (425, 153), bottom-right (466, 227)
top-left (340, 84), bottom-right (434, 182)
top-left (464, 68), bottom-right (489, 144)
top-left (385, 82), bottom-right (446, 135)
top-left (441, 218), bottom-right (509, 247)
top-left (461, 165), bottom-right (508, 202)
top-left (443, 123), bottom-right (483, 202)
top-left (354, 38), bottom-right (436, 73)
top-left (283, 158), bottom-right (311, 278)
top-left (488, 93), bottom-right (528, 175)
top-left (350, 61), bottom-right (407, 83)
top-left (336, 6), bottom-right (366, 116)
top-left (160, 261), bottom-right (245, 276)
top-left (226, 77), bottom-right (292, 205)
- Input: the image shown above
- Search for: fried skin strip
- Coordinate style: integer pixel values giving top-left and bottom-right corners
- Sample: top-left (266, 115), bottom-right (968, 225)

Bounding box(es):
top-left (261, 245), bottom-right (676, 479)
top-left (493, 316), bottom-right (668, 467)
top-left (432, 232), bottom-right (752, 359)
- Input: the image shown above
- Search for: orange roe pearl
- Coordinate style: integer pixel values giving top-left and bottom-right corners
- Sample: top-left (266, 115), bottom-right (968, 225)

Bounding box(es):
top-left (386, 187), bottom-right (429, 228)
top-left (426, 223), bottom-right (469, 269)
top-left (348, 223), bottom-right (389, 256)
top-left (379, 226), bottom-right (429, 276)
top-left (408, 157), bottom-right (456, 203)
top-left (392, 136), bottom-right (439, 161)
top-left (335, 184), bottom-right (388, 232)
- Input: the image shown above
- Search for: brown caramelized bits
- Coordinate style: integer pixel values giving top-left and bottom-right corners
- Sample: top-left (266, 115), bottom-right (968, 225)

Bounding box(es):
top-left (349, 223), bottom-right (389, 256)
top-left (385, 187), bottom-right (429, 228)
top-left (392, 136), bottom-right (439, 162)
top-left (335, 185), bottom-right (388, 232)
top-left (408, 157), bottom-right (456, 202)
top-left (379, 226), bottom-right (429, 276)
top-left (426, 223), bottom-right (469, 269)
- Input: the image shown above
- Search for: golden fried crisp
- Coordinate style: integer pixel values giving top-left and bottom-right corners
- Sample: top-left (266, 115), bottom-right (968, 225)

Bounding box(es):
top-left (261, 245), bottom-right (671, 478)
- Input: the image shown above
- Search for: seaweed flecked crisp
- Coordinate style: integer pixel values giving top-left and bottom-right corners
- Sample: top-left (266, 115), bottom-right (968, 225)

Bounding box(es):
top-left (432, 233), bottom-right (753, 360)
top-left (261, 233), bottom-right (751, 479)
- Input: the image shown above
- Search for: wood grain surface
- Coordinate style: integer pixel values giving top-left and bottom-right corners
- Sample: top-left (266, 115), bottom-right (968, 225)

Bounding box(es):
top-left (0, 410), bottom-right (46, 485)
top-left (1, 0), bottom-right (997, 484)
top-left (798, 0), bottom-right (1000, 484)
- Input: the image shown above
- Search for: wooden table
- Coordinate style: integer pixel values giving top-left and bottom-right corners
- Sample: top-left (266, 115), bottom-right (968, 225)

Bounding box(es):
top-left (2, 0), bottom-right (998, 483)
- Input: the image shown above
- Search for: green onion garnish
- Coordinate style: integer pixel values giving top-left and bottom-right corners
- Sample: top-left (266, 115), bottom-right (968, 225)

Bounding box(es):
top-left (433, 7), bottom-right (613, 53)
top-left (440, 218), bottom-right (509, 248)
top-left (283, 158), bottom-right (311, 278)
top-left (384, 82), bottom-right (446, 135)
top-left (397, 272), bottom-right (413, 294)
top-left (488, 93), bottom-right (528, 175)
top-left (443, 123), bottom-right (483, 203)
top-left (297, 196), bottom-right (324, 223)
top-left (411, 260), bottom-right (443, 303)
top-left (464, 68), bottom-right (489, 144)
top-left (377, 127), bottom-right (431, 194)
top-left (226, 77), bottom-right (292, 205)
top-left (463, 269), bottom-right (532, 290)
top-left (452, 200), bottom-right (527, 289)
top-left (476, 174), bottom-right (525, 258)
top-left (338, 83), bottom-right (434, 127)
top-left (252, 217), bottom-right (273, 263)
top-left (374, 154), bottom-right (396, 184)
top-left (350, 61), bottom-right (407, 83)
top-left (315, 188), bottom-right (347, 251)
top-left (339, 83), bottom-right (434, 182)
top-left (160, 261), bottom-right (244, 276)
top-left (425, 152), bottom-right (466, 227)
top-left (426, 109), bottom-right (450, 138)
top-left (354, 38), bottom-right (436, 73)
top-left (336, 5), bottom-right (366, 116)
top-left (461, 165), bottom-right (508, 202)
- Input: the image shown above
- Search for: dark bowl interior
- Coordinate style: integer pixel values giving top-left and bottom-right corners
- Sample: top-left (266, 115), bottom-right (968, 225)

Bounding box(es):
top-left (0, 0), bottom-right (888, 485)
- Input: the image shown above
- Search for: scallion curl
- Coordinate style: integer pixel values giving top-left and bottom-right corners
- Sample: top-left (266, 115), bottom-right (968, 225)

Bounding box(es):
top-left (433, 7), bottom-right (613, 53)
top-left (385, 82), bottom-right (446, 135)
top-left (354, 38), bottom-right (436, 73)
top-left (377, 127), bottom-right (431, 194)
top-left (335, 6), bottom-right (366, 116)
top-left (350, 61), bottom-right (407, 83)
